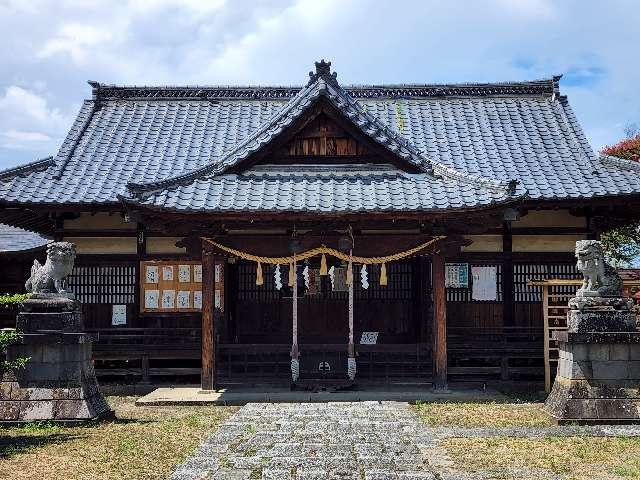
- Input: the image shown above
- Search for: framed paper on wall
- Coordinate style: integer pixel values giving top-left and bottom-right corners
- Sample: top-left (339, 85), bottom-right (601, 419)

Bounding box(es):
top-left (140, 260), bottom-right (204, 313)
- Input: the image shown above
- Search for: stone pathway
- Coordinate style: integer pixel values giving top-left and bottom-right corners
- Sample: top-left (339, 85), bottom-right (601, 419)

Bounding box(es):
top-left (171, 402), bottom-right (640, 480)
top-left (171, 401), bottom-right (438, 479)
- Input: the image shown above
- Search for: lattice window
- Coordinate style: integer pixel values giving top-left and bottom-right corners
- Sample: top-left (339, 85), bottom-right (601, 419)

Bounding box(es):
top-left (68, 265), bottom-right (136, 304)
top-left (513, 263), bottom-right (579, 302)
top-left (237, 262), bottom-right (281, 301)
top-left (236, 260), bottom-right (413, 301)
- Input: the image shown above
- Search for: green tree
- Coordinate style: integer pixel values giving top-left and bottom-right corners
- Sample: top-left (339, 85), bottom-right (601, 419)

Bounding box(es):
top-left (600, 129), bottom-right (640, 265)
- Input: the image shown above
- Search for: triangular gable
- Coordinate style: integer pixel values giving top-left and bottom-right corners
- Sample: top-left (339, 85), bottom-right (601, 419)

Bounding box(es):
top-left (126, 60), bottom-right (515, 198)
top-left (268, 113), bottom-right (371, 160)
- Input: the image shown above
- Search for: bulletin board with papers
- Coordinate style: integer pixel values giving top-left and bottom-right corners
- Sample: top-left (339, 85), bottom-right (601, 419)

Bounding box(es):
top-left (140, 260), bottom-right (203, 313)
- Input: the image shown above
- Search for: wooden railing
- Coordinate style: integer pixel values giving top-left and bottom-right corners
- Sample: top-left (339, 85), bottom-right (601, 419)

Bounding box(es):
top-left (86, 327), bottom-right (544, 384)
top-left (89, 328), bottom-right (201, 382)
top-left (448, 326), bottom-right (544, 382)
top-left (217, 343), bottom-right (432, 382)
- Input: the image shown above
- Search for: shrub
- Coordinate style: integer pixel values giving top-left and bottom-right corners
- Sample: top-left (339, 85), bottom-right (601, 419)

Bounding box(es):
top-left (0, 293), bottom-right (32, 306)
top-left (0, 329), bottom-right (29, 374)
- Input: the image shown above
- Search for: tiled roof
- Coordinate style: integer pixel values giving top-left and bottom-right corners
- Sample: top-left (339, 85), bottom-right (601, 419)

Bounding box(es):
top-left (1, 60), bottom-right (639, 213)
top-left (0, 224), bottom-right (50, 253)
top-left (130, 165), bottom-right (522, 213)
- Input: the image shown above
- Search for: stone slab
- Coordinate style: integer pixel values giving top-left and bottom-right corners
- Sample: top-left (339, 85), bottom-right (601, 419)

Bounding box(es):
top-left (136, 387), bottom-right (505, 406)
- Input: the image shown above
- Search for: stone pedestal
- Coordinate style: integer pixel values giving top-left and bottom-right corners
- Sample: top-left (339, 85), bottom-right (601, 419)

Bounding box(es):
top-left (544, 331), bottom-right (640, 424)
top-left (0, 298), bottom-right (112, 423)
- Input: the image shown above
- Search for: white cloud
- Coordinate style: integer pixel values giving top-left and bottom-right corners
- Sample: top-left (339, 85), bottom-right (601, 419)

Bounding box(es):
top-left (3, 130), bottom-right (51, 142)
top-left (39, 23), bottom-right (116, 64)
top-left (0, 86), bottom-right (73, 157)
top-left (0, 0), bottom-right (639, 167)
top-left (0, 86), bottom-right (66, 126)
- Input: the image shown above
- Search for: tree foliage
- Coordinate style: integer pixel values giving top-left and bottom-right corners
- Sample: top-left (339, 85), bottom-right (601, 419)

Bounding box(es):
top-left (600, 130), bottom-right (640, 266)
top-left (601, 134), bottom-right (640, 162)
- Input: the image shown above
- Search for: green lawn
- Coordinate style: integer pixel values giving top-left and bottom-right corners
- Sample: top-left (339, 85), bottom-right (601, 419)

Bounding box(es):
top-left (0, 396), bottom-right (237, 480)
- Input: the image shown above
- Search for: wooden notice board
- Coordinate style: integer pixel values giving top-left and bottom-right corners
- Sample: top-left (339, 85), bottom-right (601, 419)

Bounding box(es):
top-left (140, 260), bottom-right (203, 313)
top-left (529, 278), bottom-right (640, 393)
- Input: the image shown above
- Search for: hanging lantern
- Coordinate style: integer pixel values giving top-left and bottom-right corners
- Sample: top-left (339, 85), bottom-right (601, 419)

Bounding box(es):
top-left (256, 262), bottom-right (264, 286)
top-left (289, 237), bottom-right (302, 254)
top-left (319, 253), bottom-right (328, 276)
top-left (338, 236), bottom-right (353, 253)
top-left (379, 262), bottom-right (388, 286)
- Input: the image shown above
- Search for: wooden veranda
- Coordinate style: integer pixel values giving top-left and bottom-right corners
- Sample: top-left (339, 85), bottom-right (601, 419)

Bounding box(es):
top-left (199, 235), bottom-right (452, 390)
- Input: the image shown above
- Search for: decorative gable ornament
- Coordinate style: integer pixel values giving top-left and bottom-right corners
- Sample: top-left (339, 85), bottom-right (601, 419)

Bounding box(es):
top-left (307, 59), bottom-right (337, 86)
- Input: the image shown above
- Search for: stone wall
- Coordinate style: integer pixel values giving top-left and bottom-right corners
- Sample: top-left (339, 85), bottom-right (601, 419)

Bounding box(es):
top-left (545, 332), bottom-right (640, 422)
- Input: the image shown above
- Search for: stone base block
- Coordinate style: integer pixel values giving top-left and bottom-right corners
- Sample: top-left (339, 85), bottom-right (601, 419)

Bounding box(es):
top-left (0, 323), bottom-right (112, 423)
top-left (544, 332), bottom-right (640, 424)
top-left (567, 309), bottom-right (637, 333)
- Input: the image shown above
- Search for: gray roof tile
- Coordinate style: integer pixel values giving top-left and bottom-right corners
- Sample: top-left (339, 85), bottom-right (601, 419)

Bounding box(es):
top-left (1, 62), bottom-right (639, 213)
top-left (0, 224), bottom-right (50, 253)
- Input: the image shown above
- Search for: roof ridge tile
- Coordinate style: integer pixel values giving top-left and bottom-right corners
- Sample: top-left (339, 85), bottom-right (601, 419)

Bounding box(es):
top-left (0, 156), bottom-right (55, 181)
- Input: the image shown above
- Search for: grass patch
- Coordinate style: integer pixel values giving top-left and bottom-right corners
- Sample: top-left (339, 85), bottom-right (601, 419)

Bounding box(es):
top-left (441, 436), bottom-right (640, 480)
top-left (0, 396), bottom-right (237, 480)
top-left (442, 436), bottom-right (640, 480)
top-left (413, 401), bottom-right (553, 428)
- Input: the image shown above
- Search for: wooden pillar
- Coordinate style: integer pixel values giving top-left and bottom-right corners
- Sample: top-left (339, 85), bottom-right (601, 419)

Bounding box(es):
top-left (201, 248), bottom-right (216, 390)
top-left (502, 221), bottom-right (514, 327)
top-left (432, 252), bottom-right (448, 390)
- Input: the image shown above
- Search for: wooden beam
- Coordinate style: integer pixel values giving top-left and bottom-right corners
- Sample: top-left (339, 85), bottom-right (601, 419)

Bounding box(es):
top-left (201, 246), bottom-right (215, 390)
top-left (432, 252), bottom-right (448, 390)
top-left (502, 221), bottom-right (514, 327)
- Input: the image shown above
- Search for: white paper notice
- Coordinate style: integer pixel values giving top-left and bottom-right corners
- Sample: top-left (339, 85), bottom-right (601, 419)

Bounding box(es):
top-left (144, 290), bottom-right (159, 309)
top-left (162, 290), bottom-right (175, 309)
top-left (360, 332), bottom-right (379, 344)
top-left (214, 289), bottom-right (221, 308)
top-left (177, 290), bottom-right (191, 309)
top-left (193, 290), bottom-right (202, 309)
top-left (145, 266), bottom-right (159, 284)
top-left (112, 305), bottom-right (127, 325)
top-left (178, 265), bottom-right (191, 283)
top-left (162, 265), bottom-right (174, 281)
top-left (194, 264), bottom-right (202, 283)
top-left (471, 266), bottom-right (498, 301)
top-left (215, 264), bottom-right (221, 283)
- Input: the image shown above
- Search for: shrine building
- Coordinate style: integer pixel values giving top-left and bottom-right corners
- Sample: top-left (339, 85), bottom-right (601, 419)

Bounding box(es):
top-left (2, 60), bottom-right (640, 390)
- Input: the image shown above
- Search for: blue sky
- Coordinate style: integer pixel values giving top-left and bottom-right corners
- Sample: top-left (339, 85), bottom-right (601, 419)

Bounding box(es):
top-left (0, 0), bottom-right (638, 170)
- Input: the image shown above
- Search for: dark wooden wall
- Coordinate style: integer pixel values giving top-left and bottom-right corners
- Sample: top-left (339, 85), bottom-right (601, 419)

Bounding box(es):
top-left (227, 260), bottom-right (419, 345)
top-left (0, 250), bottom-right (46, 328)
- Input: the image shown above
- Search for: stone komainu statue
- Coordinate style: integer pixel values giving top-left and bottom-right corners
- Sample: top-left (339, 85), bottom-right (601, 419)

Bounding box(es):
top-left (574, 240), bottom-right (622, 297)
top-left (25, 242), bottom-right (77, 294)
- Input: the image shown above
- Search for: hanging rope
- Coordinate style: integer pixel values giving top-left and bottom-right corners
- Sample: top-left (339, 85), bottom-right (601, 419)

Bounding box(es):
top-left (202, 236), bottom-right (445, 265)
